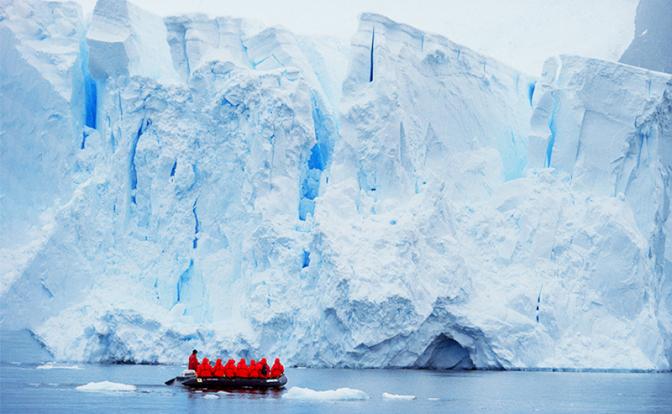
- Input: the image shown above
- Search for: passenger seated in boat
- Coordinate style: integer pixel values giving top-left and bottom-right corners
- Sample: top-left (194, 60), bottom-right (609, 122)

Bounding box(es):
top-left (188, 349), bottom-right (199, 371)
top-left (213, 358), bottom-right (225, 377)
top-left (224, 359), bottom-right (236, 377)
top-left (258, 358), bottom-right (270, 378)
top-left (271, 358), bottom-right (284, 378)
top-left (249, 359), bottom-right (258, 378)
top-left (236, 358), bottom-right (249, 378)
top-left (197, 358), bottom-right (213, 377)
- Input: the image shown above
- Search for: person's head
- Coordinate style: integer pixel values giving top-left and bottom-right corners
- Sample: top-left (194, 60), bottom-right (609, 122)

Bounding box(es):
top-left (250, 359), bottom-right (256, 365)
top-left (274, 358), bottom-right (280, 364)
top-left (192, 349), bottom-right (198, 355)
top-left (260, 358), bottom-right (266, 364)
top-left (216, 358), bottom-right (222, 364)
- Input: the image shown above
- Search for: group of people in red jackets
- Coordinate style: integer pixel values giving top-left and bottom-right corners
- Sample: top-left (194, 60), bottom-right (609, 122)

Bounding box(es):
top-left (188, 350), bottom-right (284, 378)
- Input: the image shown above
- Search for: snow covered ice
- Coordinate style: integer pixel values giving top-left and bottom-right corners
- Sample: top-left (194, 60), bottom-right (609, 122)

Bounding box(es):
top-left (36, 363), bottom-right (82, 370)
top-left (0, 0), bottom-right (671, 371)
top-left (75, 381), bottom-right (136, 392)
top-left (284, 386), bottom-right (370, 401)
top-left (382, 392), bottom-right (416, 400)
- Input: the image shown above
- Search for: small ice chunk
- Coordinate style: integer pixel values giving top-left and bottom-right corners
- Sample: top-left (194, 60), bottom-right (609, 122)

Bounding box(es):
top-left (382, 392), bottom-right (416, 400)
top-left (428, 397), bottom-right (440, 401)
top-left (76, 381), bottom-right (136, 392)
top-left (37, 363), bottom-right (82, 370)
top-left (284, 386), bottom-right (370, 401)
top-left (203, 394), bottom-right (219, 399)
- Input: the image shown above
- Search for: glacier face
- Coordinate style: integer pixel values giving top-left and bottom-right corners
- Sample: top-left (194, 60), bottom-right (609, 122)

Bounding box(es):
top-left (0, 0), bottom-right (670, 370)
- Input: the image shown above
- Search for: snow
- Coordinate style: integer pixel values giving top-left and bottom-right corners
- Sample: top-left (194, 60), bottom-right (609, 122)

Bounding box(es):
top-left (76, 381), bottom-right (136, 392)
top-left (1, 0), bottom-right (671, 372)
top-left (382, 392), bottom-right (416, 400)
top-left (36, 363), bottom-right (82, 370)
top-left (283, 386), bottom-right (370, 401)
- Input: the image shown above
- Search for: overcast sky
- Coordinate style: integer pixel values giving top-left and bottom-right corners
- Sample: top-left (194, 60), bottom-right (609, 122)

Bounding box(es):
top-left (74, 0), bottom-right (639, 75)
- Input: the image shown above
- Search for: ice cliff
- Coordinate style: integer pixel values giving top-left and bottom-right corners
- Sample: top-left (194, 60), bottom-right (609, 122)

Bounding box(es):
top-left (1, 0), bottom-right (670, 370)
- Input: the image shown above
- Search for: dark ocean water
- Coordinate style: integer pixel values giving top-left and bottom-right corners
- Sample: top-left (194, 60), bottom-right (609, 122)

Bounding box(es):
top-left (0, 362), bottom-right (670, 414)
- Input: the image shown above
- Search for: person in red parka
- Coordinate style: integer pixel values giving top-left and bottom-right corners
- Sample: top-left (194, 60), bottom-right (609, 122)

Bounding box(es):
top-left (258, 358), bottom-right (270, 378)
top-left (270, 358), bottom-right (284, 378)
top-left (224, 359), bottom-right (236, 377)
top-left (236, 358), bottom-right (249, 378)
top-left (188, 350), bottom-right (199, 371)
top-left (213, 358), bottom-right (225, 377)
top-left (249, 359), bottom-right (258, 378)
top-left (197, 357), bottom-right (213, 377)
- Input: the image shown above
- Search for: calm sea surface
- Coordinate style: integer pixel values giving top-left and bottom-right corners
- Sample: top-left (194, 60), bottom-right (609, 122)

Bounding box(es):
top-left (1, 362), bottom-right (670, 413)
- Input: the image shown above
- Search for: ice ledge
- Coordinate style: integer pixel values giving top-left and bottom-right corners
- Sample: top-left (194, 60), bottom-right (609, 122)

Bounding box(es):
top-left (354, 12), bottom-right (528, 79)
top-left (359, 12), bottom-right (425, 41)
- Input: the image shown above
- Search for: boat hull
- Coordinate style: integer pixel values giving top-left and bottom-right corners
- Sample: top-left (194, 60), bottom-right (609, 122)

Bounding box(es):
top-left (179, 375), bottom-right (287, 390)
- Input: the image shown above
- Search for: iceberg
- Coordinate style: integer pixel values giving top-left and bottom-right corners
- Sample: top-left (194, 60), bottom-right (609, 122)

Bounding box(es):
top-left (0, 0), bottom-right (670, 371)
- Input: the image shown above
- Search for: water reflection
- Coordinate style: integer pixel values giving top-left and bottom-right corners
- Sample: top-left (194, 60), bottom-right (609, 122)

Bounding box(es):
top-left (187, 387), bottom-right (284, 399)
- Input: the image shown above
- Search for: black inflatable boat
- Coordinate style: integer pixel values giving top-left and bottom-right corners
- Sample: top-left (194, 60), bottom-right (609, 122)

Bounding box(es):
top-left (166, 370), bottom-right (287, 390)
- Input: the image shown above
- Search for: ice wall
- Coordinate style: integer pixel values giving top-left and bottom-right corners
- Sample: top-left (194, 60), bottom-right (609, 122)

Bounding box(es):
top-left (0, 0), bottom-right (84, 292)
top-left (529, 56), bottom-right (671, 313)
top-left (1, 0), bottom-right (670, 370)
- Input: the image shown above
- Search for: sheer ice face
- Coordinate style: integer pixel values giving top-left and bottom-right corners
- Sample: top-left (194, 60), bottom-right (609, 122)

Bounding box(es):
top-left (1, 0), bottom-right (670, 370)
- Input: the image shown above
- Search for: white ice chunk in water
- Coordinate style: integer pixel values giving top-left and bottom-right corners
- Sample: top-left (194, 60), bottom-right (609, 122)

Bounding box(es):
top-left (76, 381), bottom-right (136, 392)
top-left (283, 386), bottom-right (370, 401)
top-left (382, 392), bottom-right (416, 400)
top-left (36, 363), bottom-right (82, 370)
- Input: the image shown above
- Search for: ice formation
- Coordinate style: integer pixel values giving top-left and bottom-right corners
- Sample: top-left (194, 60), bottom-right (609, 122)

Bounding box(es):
top-left (382, 392), bottom-right (416, 400)
top-left (75, 381), bottom-right (136, 392)
top-left (0, 0), bottom-right (670, 371)
top-left (284, 386), bottom-right (370, 401)
top-left (36, 363), bottom-right (82, 370)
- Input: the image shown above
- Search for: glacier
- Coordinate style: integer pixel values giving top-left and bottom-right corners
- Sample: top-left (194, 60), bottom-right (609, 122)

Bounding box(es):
top-left (0, 0), bottom-right (670, 371)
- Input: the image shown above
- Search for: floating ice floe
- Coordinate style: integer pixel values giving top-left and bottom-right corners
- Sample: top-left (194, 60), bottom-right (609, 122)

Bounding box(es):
top-left (382, 392), bottom-right (416, 400)
top-left (76, 381), bottom-right (136, 392)
top-left (37, 363), bottom-right (82, 370)
top-left (283, 386), bottom-right (370, 401)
